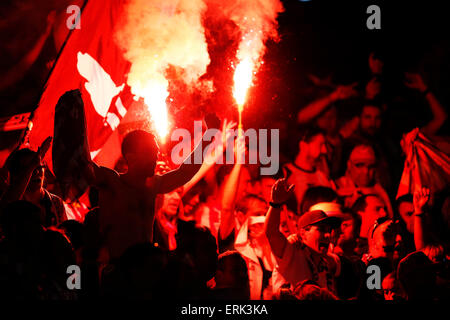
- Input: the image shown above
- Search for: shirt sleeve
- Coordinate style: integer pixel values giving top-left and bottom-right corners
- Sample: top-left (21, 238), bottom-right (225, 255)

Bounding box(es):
top-left (274, 241), bottom-right (309, 285)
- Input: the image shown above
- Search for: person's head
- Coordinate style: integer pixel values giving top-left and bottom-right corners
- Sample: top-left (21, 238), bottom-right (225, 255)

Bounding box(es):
top-left (176, 224), bottom-right (218, 284)
top-left (396, 194), bottom-right (414, 234)
top-left (6, 148), bottom-right (45, 192)
top-left (352, 194), bottom-right (388, 238)
top-left (293, 280), bottom-right (339, 300)
top-left (368, 51), bottom-right (384, 75)
top-left (41, 228), bottom-right (76, 283)
top-left (182, 180), bottom-right (206, 218)
top-left (215, 250), bottom-right (249, 297)
top-left (368, 217), bottom-right (397, 259)
top-left (297, 126), bottom-right (328, 166)
top-left (300, 186), bottom-right (339, 216)
top-left (297, 210), bottom-right (341, 254)
top-left (235, 194), bottom-right (267, 227)
top-left (247, 215), bottom-right (266, 240)
top-left (121, 130), bottom-right (159, 176)
top-left (360, 103), bottom-right (382, 136)
top-left (338, 210), bottom-right (362, 245)
top-left (346, 144), bottom-right (377, 187)
top-left (161, 187), bottom-right (183, 220)
top-left (118, 243), bottom-right (170, 299)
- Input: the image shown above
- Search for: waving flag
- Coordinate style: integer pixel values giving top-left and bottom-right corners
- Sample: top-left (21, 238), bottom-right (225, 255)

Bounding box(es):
top-left (397, 128), bottom-right (450, 199)
top-left (28, 0), bottom-right (132, 177)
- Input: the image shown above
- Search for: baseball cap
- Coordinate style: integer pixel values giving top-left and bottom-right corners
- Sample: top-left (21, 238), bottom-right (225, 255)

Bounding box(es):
top-left (309, 202), bottom-right (348, 219)
top-left (297, 210), bottom-right (341, 230)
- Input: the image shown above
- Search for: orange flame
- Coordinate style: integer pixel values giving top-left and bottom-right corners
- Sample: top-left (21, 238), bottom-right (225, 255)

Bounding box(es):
top-left (142, 82), bottom-right (169, 143)
top-left (233, 57), bottom-right (254, 111)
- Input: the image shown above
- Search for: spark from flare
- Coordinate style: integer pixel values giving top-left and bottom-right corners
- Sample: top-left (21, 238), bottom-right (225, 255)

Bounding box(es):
top-left (233, 57), bottom-right (253, 111)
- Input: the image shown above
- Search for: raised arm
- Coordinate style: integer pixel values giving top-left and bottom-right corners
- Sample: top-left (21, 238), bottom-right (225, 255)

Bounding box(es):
top-left (158, 115), bottom-right (233, 194)
top-left (264, 178), bottom-right (294, 259)
top-left (413, 187), bottom-right (430, 251)
top-left (297, 83), bottom-right (358, 124)
top-left (183, 119), bottom-right (236, 196)
top-left (218, 134), bottom-right (245, 240)
top-left (404, 73), bottom-right (448, 136)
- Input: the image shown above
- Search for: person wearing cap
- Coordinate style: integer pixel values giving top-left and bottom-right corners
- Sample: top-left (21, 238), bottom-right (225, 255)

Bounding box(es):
top-left (336, 144), bottom-right (393, 217)
top-left (265, 178), bottom-right (342, 297)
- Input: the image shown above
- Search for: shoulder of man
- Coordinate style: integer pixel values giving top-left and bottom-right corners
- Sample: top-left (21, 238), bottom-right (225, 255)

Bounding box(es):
top-left (93, 165), bottom-right (120, 186)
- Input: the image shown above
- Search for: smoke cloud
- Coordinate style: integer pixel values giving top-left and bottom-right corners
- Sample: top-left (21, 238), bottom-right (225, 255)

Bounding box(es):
top-left (114, 0), bottom-right (284, 135)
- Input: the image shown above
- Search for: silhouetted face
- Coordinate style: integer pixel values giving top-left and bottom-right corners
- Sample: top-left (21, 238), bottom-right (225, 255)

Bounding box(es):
top-left (301, 133), bottom-right (328, 164)
top-left (398, 201), bottom-right (414, 234)
top-left (27, 162), bottom-right (45, 192)
top-left (369, 52), bottom-right (384, 75)
top-left (162, 187), bottom-right (183, 218)
top-left (9, 150), bottom-right (45, 192)
top-left (123, 134), bottom-right (158, 176)
top-left (360, 105), bottom-right (382, 136)
top-left (300, 223), bottom-right (332, 254)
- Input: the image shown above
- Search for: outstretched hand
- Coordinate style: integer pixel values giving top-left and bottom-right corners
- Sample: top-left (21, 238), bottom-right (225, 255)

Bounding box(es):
top-left (413, 187), bottom-right (430, 214)
top-left (271, 178), bottom-right (294, 205)
top-left (330, 83), bottom-right (358, 101)
top-left (221, 118), bottom-right (237, 149)
top-left (11, 137), bottom-right (51, 178)
top-left (404, 73), bottom-right (428, 93)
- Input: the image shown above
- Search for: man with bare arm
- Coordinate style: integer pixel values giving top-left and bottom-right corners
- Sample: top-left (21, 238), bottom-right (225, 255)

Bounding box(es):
top-left (88, 122), bottom-right (227, 262)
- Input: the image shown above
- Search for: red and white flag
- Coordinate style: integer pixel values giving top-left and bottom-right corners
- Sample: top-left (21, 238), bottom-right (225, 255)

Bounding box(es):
top-left (28, 0), bottom-right (132, 174)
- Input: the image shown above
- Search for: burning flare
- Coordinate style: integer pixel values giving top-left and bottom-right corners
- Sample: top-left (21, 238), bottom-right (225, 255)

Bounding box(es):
top-left (114, 0), bottom-right (210, 141)
top-left (230, 0), bottom-right (284, 113)
top-left (233, 57), bottom-right (253, 111)
top-left (142, 81), bottom-right (170, 142)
